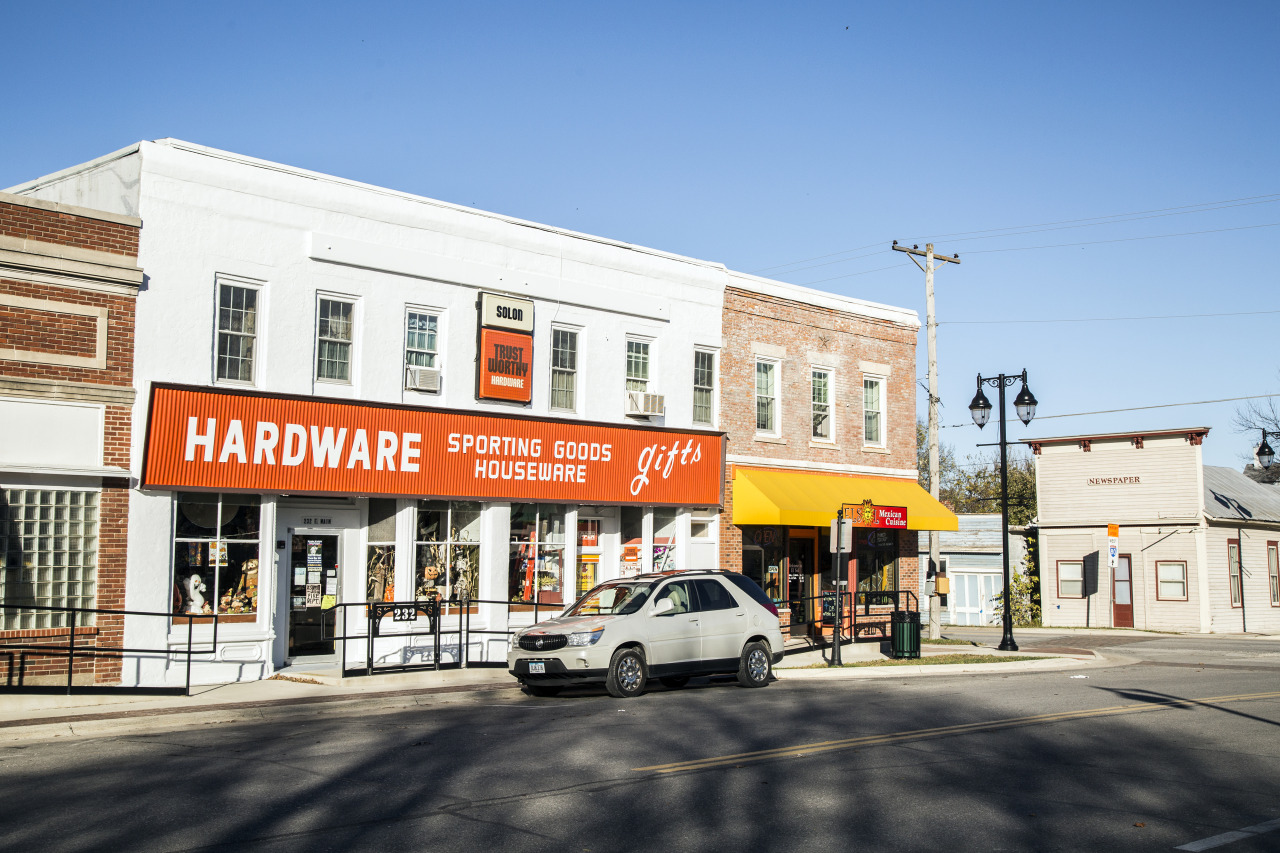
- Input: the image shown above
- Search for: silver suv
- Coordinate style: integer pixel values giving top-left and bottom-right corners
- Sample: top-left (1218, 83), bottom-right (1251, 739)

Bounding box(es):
top-left (507, 570), bottom-right (785, 698)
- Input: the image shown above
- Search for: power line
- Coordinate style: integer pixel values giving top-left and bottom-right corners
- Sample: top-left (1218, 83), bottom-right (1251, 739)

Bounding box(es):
top-left (939, 392), bottom-right (1280, 429)
top-left (962, 222), bottom-right (1279, 255)
top-left (794, 262), bottom-right (903, 286)
top-left (918, 194), bottom-right (1280, 245)
top-left (943, 308), bottom-right (1280, 326)
top-left (747, 192), bottom-right (1280, 278)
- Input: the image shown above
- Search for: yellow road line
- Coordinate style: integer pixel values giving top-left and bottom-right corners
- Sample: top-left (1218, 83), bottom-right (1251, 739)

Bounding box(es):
top-left (634, 690), bottom-right (1280, 774)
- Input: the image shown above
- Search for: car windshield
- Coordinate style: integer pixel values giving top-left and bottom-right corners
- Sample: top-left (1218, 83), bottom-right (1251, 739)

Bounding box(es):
top-left (563, 580), bottom-right (654, 617)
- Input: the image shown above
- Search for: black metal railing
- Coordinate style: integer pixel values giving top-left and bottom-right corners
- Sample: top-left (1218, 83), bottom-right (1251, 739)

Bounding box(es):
top-left (0, 603), bottom-right (218, 696)
top-left (328, 595), bottom-right (570, 677)
top-left (782, 588), bottom-right (920, 642)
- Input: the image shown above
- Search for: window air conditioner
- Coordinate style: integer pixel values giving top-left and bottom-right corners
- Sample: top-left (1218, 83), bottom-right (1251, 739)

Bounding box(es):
top-left (405, 366), bottom-right (441, 392)
top-left (625, 390), bottom-right (665, 417)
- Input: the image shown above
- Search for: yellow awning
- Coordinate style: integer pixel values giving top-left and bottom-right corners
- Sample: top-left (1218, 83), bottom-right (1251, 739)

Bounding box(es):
top-left (732, 467), bottom-right (959, 531)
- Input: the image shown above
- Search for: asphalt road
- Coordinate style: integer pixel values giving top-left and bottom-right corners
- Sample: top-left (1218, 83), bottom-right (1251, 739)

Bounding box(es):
top-left (2, 632), bottom-right (1279, 853)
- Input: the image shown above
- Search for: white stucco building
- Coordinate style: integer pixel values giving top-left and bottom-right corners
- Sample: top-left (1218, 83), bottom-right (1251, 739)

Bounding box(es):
top-left (11, 139), bottom-right (737, 684)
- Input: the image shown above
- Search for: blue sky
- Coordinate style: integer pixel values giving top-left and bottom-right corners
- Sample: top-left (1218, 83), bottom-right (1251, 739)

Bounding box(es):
top-left (6, 1), bottom-right (1278, 470)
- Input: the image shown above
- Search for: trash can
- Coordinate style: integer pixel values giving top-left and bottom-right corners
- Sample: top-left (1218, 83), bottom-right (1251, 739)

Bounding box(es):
top-left (890, 610), bottom-right (921, 660)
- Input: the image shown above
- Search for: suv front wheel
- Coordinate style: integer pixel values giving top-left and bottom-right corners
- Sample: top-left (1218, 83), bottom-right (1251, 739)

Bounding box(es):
top-left (737, 641), bottom-right (772, 688)
top-left (606, 647), bottom-right (648, 698)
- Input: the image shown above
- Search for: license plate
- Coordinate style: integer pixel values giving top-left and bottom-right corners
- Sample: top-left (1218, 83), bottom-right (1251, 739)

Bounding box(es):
top-left (528, 662), bottom-right (546, 674)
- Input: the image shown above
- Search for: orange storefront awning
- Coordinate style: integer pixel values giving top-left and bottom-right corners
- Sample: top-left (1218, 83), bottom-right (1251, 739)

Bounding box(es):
top-left (732, 467), bottom-right (959, 531)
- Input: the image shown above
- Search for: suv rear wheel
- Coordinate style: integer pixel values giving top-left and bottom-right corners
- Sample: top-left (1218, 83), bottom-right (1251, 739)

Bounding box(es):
top-left (737, 641), bottom-right (772, 688)
top-left (606, 647), bottom-right (648, 698)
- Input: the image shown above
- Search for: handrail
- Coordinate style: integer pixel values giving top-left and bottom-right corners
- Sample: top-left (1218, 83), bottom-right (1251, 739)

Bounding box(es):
top-left (0, 602), bottom-right (219, 696)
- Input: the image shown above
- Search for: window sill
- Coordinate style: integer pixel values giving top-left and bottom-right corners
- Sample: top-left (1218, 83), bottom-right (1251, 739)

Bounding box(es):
top-left (861, 444), bottom-right (890, 454)
top-left (754, 434), bottom-right (786, 445)
top-left (809, 440), bottom-right (839, 450)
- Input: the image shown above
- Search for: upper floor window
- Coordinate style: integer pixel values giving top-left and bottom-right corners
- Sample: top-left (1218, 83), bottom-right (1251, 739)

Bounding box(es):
top-left (215, 278), bottom-right (259, 384)
top-left (863, 376), bottom-right (885, 446)
top-left (551, 327), bottom-right (578, 411)
top-left (756, 359), bottom-right (779, 435)
top-left (626, 339), bottom-right (650, 392)
top-left (316, 297), bottom-right (354, 383)
top-left (693, 350), bottom-right (715, 426)
top-left (405, 311), bottom-right (438, 368)
top-left (812, 368), bottom-right (832, 440)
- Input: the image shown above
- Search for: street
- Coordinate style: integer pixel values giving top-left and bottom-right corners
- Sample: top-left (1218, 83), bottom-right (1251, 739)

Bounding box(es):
top-left (2, 632), bottom-right (1279, 853)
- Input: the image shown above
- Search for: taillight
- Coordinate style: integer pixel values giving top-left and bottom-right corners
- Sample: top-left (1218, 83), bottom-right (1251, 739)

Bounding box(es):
top-left (765, 600), bottom-right (778, 617)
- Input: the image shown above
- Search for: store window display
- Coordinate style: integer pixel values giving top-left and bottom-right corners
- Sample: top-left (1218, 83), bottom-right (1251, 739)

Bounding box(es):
top-left (741, 525), bottom-right (785, 603)
top-left (171, 493), bottom-right (261, 620)
top-left (416, 500), bottom-right (480, 603)
top-left (652, 507), bottom-right (678, 571)
top-left (856, 529), bottom-right (898, 594)
top-left (509, 503), bottom-right (566, 605)
top-left (366, 498), bottom-right (397, 604)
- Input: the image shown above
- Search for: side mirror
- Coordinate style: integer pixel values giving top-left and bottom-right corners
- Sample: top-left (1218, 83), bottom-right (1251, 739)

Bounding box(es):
top-left (653, 598), bottom-right (674, 616)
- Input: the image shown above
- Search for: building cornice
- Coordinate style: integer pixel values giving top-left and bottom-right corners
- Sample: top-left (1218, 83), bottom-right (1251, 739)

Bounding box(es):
top-left (0, 377), bottom-right (136, 406)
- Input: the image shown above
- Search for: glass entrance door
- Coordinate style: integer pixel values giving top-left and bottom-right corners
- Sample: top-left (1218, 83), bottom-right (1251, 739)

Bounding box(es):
top-left (787, 535), bottom-right (815, 636)
top-left (289, 533), bottom-right (340, 657)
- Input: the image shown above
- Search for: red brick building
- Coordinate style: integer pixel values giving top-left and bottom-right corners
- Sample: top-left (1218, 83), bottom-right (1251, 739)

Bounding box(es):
top-left (0, 191), bottom-right (142, 685)
top-left (718, 273), bottom-right (956, 639)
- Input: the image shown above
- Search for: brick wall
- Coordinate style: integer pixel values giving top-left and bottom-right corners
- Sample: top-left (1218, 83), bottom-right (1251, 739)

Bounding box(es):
top-left (0, 199), bottom-right (139, 257)
top-left (0, 198), bottom-right (139, 686)
top-left (0, 278), bottom-right (136, 387)
top-left (717, 285), bottom-right (920, 634)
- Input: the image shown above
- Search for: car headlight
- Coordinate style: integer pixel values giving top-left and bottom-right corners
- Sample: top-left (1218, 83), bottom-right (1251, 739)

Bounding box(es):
top-left (567, 627), bottom-right (605, 646)
top-left (508, 631), bottom-right (522, 651)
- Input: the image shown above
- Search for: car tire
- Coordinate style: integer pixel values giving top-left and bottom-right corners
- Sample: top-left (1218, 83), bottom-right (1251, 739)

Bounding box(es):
top-left (525, 684), bottom-right (562, 697)
top-left (736, 640), bottom-right (772, 688)
top-left (606, 647), bottom-right (647, 698)
top-left (659, 676), bottom-right (690, 689)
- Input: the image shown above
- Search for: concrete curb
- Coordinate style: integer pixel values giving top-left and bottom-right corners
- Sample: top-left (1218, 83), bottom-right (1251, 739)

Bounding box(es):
top-left (776, 651), bottom-right (1134, 680)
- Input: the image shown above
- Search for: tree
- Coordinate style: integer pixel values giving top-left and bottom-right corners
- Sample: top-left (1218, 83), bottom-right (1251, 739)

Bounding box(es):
top-left (916, 419), bottom-right (1037, 524)
top-left (1234, 391), bottom-right (1280, 484)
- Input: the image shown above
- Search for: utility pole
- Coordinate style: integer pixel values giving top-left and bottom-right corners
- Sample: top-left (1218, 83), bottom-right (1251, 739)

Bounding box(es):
top-left (892, 241), bottom-right (960, 640)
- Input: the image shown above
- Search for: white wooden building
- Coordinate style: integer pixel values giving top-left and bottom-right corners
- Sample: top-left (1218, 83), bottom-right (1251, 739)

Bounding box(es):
top-left (1029, 428), bottom-right (1280, 633)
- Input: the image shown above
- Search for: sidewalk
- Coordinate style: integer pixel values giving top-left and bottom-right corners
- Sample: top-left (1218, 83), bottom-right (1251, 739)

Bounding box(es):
top-left (0, 632), bottom-right (1132, 744)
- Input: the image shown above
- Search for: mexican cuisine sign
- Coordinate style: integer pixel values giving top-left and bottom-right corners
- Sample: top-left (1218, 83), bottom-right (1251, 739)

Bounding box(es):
top-left (142, 385), bottom-right (724, 506)
top-left (848, 499), bottom-right (908, 529)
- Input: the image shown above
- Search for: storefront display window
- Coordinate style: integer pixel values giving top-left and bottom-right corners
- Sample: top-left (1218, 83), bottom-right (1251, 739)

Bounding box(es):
top-left (417, 500), bottom-right (480, 603)
top-left (653, 507), bottom-right (677, 571)
top-left (172, 493), bottom-right (260, 620)
top-left (0, 488), bottom-right (99, 630)
top-left (576, 518), bottom-right (600, 598)
top-left (366, 498), bottom-right (396, 604)
top-left (620, 506), bottom-right (644, 577)
top-left (509, 503), bottom-right (566, 604)
top-left (855, 529), bottom-right (898, 596)
top-left (741, 525), bottom-right (785, 602)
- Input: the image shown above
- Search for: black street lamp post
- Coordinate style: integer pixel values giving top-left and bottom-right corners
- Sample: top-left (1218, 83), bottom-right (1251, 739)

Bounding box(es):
top-left (969, 369), bottom-right (1038, 652)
